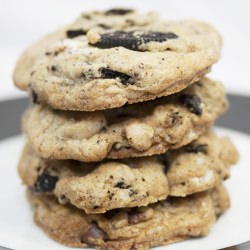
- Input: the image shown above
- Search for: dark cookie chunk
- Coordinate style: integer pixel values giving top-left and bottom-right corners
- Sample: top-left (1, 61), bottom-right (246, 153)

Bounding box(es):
top-left (179, 94), bottom-right (202, 115)
top-left (31, 88), bottom-right (40, 104)
top-left (34, 173), bottom-right (58, 193)
top-left (105, 8), bottom-right (133, 15)
top-left (90, 31), bottom-right (178, 51)
top-left (51, 65), bottom-right (57, 71)
top-left (114, 180), bottom-right (131, 189)
top-left (100, 68), bottom-right (134, 85)
top-left (185, 144), bottom-right (207, 154)
top-left (66, 29), bottom-right (87, 38)
top-left (81, 223), bottom-right (107, 244)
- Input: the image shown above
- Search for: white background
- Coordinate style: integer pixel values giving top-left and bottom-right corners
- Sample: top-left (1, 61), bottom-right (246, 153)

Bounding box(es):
top-left (1, 0), bottom-right (250, 101)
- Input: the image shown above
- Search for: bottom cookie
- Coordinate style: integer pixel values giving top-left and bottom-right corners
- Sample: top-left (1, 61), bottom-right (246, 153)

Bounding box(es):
top-left (27, 185), bottom-right (229, 250)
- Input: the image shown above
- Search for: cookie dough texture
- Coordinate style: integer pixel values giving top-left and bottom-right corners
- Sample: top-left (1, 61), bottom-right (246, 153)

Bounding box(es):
top-left (23, 78), bottom-right (227, 162)
top-left (27, 185), bottom-right (230, 250)
top-left (13, 9), bottom-right (221, 111)
top-left (19, 131), bottom-right (238, 213)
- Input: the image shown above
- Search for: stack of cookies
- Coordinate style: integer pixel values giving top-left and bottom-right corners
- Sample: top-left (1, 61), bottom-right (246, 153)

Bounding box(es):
top-left (14, 9), bottom-right (239, 250)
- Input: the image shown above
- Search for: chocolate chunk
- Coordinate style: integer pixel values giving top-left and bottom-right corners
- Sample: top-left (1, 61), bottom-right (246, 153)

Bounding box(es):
top-left (81, 223), bottom-right (107, 244)
top-left (34, 173), bottom-right (58, 193)
top-left (51, 65), bottom-right (57, 71)
top-left (179, 94), bottom-right (202, 115)
top-left (91, 31), bottom-right (178, 51)
top-left (66, 29), bottom-right (87, 38)
top-left (185, 144), bottom-right (207, 154)
top-left (105, 8), bottom-right (133, 15)
top-left (114, 180), bottom-right (131, 189)
top-left (100, 68), bottom-right (134, 85)
top-left (31, 88), bottom-right (40, 104)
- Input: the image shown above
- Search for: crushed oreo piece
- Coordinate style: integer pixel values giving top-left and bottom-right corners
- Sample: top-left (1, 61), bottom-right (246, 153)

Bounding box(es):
top-left (66, 29), bottom-right (87, 38)
top-left (90, 31), bottom-right (178, 51)
top-left (100, 68), bottom-right (134, 85)
top-left (31, 88), bottom-right (40, 104)
top-left (105, 8), bottom-right (133, 15)
top-left (114, 180), bottom-right (131, 189)
top-left (179, 94), bottom-right (202, 115)
top-left (185, 144), bottom-right (207, 154)
top-left (81, 223), bottom-right (107, 244)
top-left (34, 173), bottom-right (58, 193)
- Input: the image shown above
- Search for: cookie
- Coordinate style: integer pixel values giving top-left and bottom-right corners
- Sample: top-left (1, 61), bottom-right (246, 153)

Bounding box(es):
top-left (13, 9), bottom-right (158, 91)
top-left (13, 9), bottom-right (221, 111)
top-left (19, 131), bottom-right (238, 213)
top-left (23, 78), bottom-right (227, 162)
top-left (27, 185), bottom-right (230, 249)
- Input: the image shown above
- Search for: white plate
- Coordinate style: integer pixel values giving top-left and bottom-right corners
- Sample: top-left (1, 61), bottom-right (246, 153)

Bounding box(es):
top-left (0, 127), bottom-right (249, 250)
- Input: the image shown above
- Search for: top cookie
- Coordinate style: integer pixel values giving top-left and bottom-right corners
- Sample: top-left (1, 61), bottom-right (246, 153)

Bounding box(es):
top-left (13, 9), bottom-right (221, 111)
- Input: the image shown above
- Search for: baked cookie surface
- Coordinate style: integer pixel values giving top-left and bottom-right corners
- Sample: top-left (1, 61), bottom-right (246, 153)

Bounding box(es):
top-left (19, 131), bottom-right (238, 213)
top-left (23, 78), bottom-right (227, 162)
top-left (27, 185), bottom-right (230, 250)
top-left (13, 9), bottom-right (221, 111)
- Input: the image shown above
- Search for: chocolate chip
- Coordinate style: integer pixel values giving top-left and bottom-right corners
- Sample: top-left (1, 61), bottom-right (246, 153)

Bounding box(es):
top-left (31, 88), bottom-right (40, 104)
top-left (34, 173), bottom-right (58, 193)
top-left (90, 31), bottom-right (178, 51)
top-left (114, 181), bottom-right (131, 189)
top-left (105, 8), bottom-right (133, 15)
top-left (81, 223), bottom-right (107, 244)
top-left (51, 65), bottom-right (57, 71)
top-left (100, 68), bottom-right (134, 85)
top-left (66, 29), bottom-right (87, 38)
top-left (179, 94), bottom-right (202, 115)
top-left (185, 144), bottom-right (207, 154)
